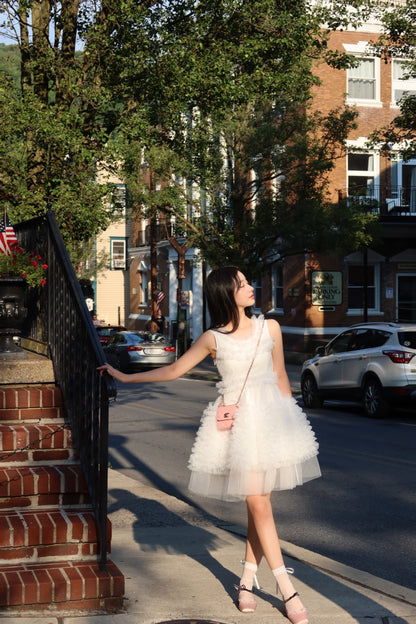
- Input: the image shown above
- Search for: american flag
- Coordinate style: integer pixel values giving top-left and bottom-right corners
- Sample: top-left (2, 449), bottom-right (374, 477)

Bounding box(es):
top-left (0, 212), bottom-right (19, 255)
top-left (157, 290), bottom-right (165, 311)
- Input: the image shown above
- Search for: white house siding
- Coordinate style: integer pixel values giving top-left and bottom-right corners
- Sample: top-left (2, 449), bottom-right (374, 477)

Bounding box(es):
top-left (94, 172), bottom-right (131, 326)
top-left (167, 246), bottom-right (204, 341)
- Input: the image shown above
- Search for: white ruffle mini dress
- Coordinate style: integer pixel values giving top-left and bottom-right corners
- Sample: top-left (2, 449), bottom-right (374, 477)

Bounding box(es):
top-left (188, 315), bottom-right (321, 501)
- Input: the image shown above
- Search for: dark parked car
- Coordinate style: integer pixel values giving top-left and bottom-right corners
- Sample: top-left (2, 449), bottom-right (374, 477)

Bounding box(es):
top-left (103, 331), bottom-right (176, 371)
top-left (96, 325), bottom-right (126, 346)
top-left (301, 322), bottom-right (416, 417)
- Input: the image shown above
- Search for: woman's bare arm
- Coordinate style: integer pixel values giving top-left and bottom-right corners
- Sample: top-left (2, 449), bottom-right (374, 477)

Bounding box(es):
top-left (97, 330), bottom-right (216, 384)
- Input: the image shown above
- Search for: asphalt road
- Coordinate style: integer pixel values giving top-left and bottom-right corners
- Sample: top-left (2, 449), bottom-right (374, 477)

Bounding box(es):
top-left (108, 375), bottom-right (416, 590)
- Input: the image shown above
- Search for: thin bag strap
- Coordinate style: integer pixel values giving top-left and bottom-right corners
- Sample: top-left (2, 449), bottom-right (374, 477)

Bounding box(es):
top-left (236, 318), bottom-right (265, 404)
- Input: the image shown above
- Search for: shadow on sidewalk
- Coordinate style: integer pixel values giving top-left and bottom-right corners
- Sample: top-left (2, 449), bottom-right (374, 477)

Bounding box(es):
top-left (108, 487), bottom-right (240, 611)
top-left (108, 484), bottom-right (410, 623)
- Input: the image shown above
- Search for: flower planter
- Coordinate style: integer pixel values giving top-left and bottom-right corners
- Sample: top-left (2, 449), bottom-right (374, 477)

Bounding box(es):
top-left (0, 276), bottom-right (28, 358)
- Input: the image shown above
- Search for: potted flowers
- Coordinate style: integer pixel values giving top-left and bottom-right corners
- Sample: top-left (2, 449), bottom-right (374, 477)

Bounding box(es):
top-left (0, 247), bottom-right (48, 288)
top-left (0, 212), bottom-right (48, 355)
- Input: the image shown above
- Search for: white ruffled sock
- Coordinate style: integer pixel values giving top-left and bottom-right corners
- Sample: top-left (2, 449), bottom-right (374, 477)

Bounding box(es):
top-left (239, 560), bottom-right (260, 591)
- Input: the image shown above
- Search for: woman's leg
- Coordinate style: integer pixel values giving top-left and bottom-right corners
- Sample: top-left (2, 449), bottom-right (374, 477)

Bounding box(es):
top-left (236, 503), bottom-right (264, 612)
top-left (244, 502), bottom-right (264, 565)
top-left (245, 494), bottom-right (308, 622)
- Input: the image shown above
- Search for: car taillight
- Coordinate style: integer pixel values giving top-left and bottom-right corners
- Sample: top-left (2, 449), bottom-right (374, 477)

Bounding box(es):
top-left (164, 346), bottom-right (176, 352)
top-left (127, 346), bottom-right (143, 352)
top-left (383, 350), bottom-right (415, 364)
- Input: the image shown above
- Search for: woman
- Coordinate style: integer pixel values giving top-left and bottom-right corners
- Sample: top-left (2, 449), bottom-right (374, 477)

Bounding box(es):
top-left (98, 266), bottom-right (320, 624)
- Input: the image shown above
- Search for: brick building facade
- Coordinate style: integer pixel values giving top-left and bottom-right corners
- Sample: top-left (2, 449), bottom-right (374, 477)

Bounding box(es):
top-left (265, 22), bottom-right (416, 357)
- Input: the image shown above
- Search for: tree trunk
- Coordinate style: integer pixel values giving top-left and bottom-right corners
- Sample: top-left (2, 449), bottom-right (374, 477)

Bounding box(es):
top-left (168, 236), bottom-right (191, 355)
top-left (19, 2), bottom-right (31, 93)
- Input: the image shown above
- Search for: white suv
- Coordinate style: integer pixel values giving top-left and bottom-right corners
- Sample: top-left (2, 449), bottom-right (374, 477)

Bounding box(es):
top-left (301, 322), bottom-right (416, 417)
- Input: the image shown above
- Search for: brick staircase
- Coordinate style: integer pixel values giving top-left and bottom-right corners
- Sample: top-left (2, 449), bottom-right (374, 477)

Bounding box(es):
top-left (0, 384), bottom-right (124, 612)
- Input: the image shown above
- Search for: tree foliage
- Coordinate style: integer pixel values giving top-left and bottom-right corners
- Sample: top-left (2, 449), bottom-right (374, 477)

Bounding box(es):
top-left (0, 1), bottom-right (127, 245)
top-left (114, 0), bottom-right (374, 276)
top-left (0, 0), bottom-right (378, 275)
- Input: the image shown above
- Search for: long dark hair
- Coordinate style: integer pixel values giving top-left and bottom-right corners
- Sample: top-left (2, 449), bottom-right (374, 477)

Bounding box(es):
top-left (205, 266), bottom-right (252, 333)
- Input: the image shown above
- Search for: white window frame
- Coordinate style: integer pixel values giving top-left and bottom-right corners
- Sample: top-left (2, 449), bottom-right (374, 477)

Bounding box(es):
top-left (388, 155), bottom-right (416, 213)
top-left (138, 270), bottom-right (148, 306)
top-left (346, 263), bottom-right (381, 315)
top-left (343, 42), bottom-right (381, 108)
top-left (346, 148), bottom-right (380, 202)
top-left (110, 184), bottom-right (127, 216)
top-left (252, 279), bottom-right (262, 312)
top-left (345, 137), bottom-right (380, 210)
top-left (270, 265), bottom-right (284, 313)
top-left (391, 59), bottom-right (416, 107)
top-left (110, 238), bottom-right (126, 270)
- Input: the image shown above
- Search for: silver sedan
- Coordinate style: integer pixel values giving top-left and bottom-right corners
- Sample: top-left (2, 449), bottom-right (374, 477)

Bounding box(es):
top-left (103, 331), bottom-right (176, 372)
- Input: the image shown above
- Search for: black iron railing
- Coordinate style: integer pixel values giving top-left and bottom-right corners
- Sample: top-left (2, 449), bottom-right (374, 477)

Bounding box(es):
top-left (338, 185), bottom-right (416, 213)
top-left (15, 210), bottom-right (116, 570)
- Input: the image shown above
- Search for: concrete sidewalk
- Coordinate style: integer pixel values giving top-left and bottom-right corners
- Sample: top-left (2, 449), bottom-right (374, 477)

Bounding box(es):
top-left (7, 467), bottom-right (416, 624)
top-left (103, 469), bottom-right (416, 624)
top-left (3, 361), bottom-right (416, 623)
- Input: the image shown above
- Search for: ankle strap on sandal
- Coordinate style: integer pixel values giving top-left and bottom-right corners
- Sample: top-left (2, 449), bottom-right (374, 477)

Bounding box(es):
top-left (283, 591), bottom-right (299, 605)
top-left (236, 584), bottom-right (255, 594)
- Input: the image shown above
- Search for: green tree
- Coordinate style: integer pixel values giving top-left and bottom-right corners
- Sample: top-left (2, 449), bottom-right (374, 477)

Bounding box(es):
top-left (0, 0), bottom-right (377, 273)
top-left (0, 1), bottom-right (129, 245)
top-left (114, 0), bottom-right (375, 277)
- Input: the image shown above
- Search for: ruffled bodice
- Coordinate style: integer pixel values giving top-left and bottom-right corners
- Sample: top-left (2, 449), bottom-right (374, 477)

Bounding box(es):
top-left (213, 315), bottom-right (276, 405)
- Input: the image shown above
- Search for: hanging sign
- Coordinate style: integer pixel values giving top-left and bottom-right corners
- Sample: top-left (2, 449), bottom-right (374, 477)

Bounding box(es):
top-left (311, 271), bottom-right (342, 306)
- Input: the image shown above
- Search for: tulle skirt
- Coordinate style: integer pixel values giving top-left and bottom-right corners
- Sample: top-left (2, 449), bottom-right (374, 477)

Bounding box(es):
top-left (188, 373), bottom-right (321, 502)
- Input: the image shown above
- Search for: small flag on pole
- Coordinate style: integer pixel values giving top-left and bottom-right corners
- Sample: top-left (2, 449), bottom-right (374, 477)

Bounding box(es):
top-left (157, 290), bottom-right (165, 311)
top-left (0, 211), bottom-right (19, 256)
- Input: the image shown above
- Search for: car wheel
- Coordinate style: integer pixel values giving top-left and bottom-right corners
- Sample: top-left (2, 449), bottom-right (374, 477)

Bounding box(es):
top-left (301, 373), bottom-right (323, 409)
top-left (362, 378), bottom-right (390, 418)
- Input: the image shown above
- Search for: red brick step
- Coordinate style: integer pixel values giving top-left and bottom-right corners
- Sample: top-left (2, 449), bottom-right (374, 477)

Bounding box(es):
top-left (0, 385), bottom-right (64, 422)
top-left (0, 508), bottom-right (110, 563)
top-left (0, 465), bottom-right (88, 509)
top-left (0, 381), bottom-right (124, 611)
top-left (0, 422), bottom-right (75, 463)
top-left (0, 559), bottom-right (124, 610)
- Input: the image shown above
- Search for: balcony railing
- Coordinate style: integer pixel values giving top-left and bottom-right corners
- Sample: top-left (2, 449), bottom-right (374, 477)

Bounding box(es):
top-left (339, 185), bottom-right (416, 215)
top-left (15, 211), bottom-right (116, 570)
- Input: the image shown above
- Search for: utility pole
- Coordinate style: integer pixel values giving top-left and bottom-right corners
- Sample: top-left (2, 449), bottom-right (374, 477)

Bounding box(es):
top-left (362, 247), bottom-right (368, 323)
top-left (149, 172), bottom-right (158, 333)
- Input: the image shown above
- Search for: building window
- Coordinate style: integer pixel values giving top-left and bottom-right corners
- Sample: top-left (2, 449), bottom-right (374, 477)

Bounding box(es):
top-left (347, 264), bottom-right (380, 312)
top-left (110, 184), bottom-right (127, 216)
top-left (392, 60), bottom-right (416, 106)
top-left (138, 271), bottom-right (148, 306)
top-left (271, 265), bottom-right (284, 311)
top-left (343, 43), bottom-right (381, 107)
top-left (387, 155), bottom-right (416, 213)
top-left (347, 152), bottom-right (378, 206)
top-left (251, 280), bottom-right (262, 310)
top-left (348, 58), bottom-right (376, 100)
top-left (110, 239), bottom-right (126, 270)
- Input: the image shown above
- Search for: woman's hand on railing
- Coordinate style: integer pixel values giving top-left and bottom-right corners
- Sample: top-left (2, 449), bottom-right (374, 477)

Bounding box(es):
top-left (97, 363), bottom-right (128, 383)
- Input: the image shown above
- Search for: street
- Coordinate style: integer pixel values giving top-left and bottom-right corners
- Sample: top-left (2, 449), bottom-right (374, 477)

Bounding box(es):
top-left (108, 375), bottom-right (416, 591)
